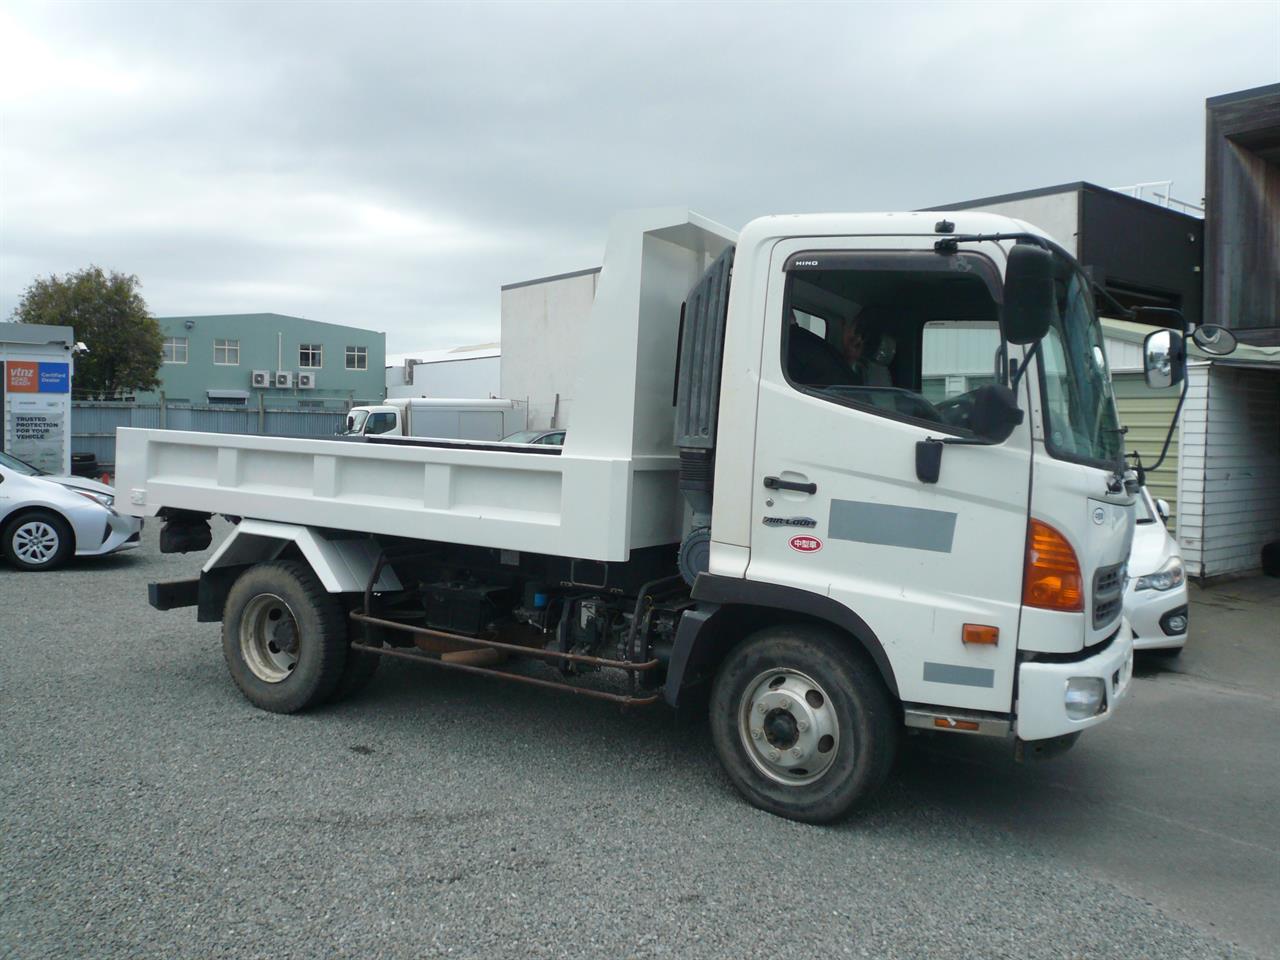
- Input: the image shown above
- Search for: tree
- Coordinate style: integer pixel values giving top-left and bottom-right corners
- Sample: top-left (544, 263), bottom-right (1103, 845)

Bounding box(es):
top-left (12, 266), bottom-right (165, 399)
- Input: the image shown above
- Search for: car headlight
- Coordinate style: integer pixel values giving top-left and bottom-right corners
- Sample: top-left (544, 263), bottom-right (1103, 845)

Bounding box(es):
top-left (74, 489), bottom-right (115, 509)
top-left (1133, 557), bottom-right (1184, 592)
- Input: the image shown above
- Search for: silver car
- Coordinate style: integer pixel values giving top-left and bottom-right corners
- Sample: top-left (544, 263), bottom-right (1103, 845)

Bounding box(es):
top-left (0, 451), bottom-right (142, 571)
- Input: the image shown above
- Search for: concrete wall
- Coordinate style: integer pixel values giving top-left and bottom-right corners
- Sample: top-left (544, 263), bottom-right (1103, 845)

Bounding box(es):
top-left (140, 313), bottom-right (386, 409)
top-left (500, 268), bottom-right (600, 429)
top-left (387, 355), bottom-right (500, 400)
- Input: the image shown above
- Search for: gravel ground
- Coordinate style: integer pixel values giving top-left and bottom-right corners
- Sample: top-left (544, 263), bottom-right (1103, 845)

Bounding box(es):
top-left (0, 522), bottom-right (1262, 959)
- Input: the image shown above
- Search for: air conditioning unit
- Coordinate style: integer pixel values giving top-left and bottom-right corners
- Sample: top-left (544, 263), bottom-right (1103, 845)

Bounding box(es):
top-left (250, 370), bottom-right (271, 389)
top-left (274, 370), bottom-right (293, 388)
top-left (297, 372), bottom-right (316, 390)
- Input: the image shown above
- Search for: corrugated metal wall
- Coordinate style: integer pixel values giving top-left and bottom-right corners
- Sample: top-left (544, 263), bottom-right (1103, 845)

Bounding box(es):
top-left (72, 403), bottom-right (346, 466)
top-left (1177, 365), bottom-right (1280, 578)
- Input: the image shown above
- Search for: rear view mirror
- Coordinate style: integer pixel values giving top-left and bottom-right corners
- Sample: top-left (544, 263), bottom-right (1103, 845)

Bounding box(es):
top-left (1143, 329), bottom-right (1185, 389)
top-left (1156, 498), bottom-right (1171, 522)
top-left (1192, 324), bottom-right (1238, 356)
top-left (1002, 245), bottom-right (1055, 345)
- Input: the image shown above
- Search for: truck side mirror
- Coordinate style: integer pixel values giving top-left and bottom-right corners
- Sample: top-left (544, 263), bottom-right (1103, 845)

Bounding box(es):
top-left (1192, 324), bottom-right (1238, 356)
top-left (1155, 498), bottom-right (1171, 522)
top-left (1001, 245), bottom-right (1055, 345)
top-left (1143, 329), bottom-right (1185, 389)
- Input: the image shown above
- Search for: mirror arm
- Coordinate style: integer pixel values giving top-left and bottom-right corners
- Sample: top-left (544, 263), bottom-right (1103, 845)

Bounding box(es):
top-left (1135, 306), bottom-right (1189, 335)
top-left (1146, 377), bottom-right (1189, 474)
top-left (1089, 282), bottom-right (1135, 321)
top-left (1010, 340), bottom-right (1041, 392)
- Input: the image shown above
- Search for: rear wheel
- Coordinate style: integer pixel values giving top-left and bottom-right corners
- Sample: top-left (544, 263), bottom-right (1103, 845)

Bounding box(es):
top-left (3, 512), bottom-right (73, 571)
top-left (222, 560), bottom-right (348, 713)
top-left (710, 624), bottom-right (897, 823)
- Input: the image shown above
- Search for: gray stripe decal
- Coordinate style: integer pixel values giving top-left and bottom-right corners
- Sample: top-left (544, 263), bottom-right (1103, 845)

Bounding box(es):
top-left (828, 500), bottom-right (957, 553)
top-left (923, 662), bottom-right (995, 688)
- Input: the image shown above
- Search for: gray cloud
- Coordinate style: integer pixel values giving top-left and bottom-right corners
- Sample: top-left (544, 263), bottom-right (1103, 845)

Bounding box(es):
top-left (2, 0), bottom-right (1276, 351)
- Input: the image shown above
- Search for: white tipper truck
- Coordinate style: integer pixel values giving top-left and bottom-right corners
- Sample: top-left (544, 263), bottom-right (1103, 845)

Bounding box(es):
top-left (121, 207), bottom-right (1179, 823)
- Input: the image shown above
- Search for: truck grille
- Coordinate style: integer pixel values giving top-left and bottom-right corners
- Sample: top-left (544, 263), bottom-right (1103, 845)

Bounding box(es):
top-left (1092, 561), bottom-right (1126, 629)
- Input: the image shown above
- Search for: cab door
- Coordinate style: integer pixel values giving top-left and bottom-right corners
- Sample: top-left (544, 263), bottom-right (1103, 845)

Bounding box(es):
top-left (746, 238), bottom-right (1033, 713)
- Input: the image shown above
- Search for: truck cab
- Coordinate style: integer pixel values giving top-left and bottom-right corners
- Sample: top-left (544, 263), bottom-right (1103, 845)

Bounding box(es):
top-left (677, 215), bottom-right (1135, 749)
top-left (342, 405), bottom-right (401, 437)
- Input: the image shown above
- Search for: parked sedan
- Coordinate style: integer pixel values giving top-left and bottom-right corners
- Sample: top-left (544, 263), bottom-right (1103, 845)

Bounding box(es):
top-left (1123, 487), bottom-right (1189, 653)
top-left (0, 451), bottom-right (142, 571)
top-left (501, 429), bottom-right (566, 446)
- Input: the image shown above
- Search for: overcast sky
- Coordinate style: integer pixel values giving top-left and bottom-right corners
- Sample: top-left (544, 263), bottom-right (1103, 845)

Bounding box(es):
top-left (1, 1), bottom-right (1276, 353)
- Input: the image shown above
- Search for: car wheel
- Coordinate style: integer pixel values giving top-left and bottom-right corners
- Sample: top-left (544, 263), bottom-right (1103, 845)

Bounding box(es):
top-left (3, 511), bottom-right (74, 571)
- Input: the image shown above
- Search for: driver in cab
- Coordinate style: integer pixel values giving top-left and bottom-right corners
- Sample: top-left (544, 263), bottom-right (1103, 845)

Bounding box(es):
top-left (786, 306), bottom-right (895, 389)
top-left (839, 310), bottom-right (895, 387)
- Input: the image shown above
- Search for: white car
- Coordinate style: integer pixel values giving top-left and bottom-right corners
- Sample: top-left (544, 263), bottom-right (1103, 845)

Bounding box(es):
top-left (1123, 487), bottom-right (1189, 653)
top-left (0, 451), bottom-right (142, 571)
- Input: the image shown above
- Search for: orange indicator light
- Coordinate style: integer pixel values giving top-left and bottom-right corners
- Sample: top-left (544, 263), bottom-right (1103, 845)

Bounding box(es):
top-left (934, 718), bottom-right (981, 731)
top-left (962, 624), bottom-right (1000, 645)
top-left (1023, 519), bottom-right (1084, 612)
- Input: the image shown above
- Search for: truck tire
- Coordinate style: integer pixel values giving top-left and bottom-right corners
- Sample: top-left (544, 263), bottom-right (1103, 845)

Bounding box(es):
top-left (709, 624), bottom-right (897, 823)
top-left (222, 560), bottom-right (348, 713)
top-left (3, 511), bottom-right (74, 571)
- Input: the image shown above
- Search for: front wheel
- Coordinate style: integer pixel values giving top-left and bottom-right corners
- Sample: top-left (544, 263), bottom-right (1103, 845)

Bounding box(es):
top-left (3, 512), bottom-right (73, 571)
top-left (710, 625), bottom-right (897, 823)
top-left (222, 560), bottom-right (348, 713)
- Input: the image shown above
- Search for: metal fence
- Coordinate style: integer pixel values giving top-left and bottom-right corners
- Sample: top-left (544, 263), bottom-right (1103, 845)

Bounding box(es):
top-left (72, 402), bottom-right (347, 468)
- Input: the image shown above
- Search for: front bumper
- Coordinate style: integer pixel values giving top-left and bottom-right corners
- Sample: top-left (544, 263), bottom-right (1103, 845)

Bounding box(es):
top-left (1015, 621), bottom-right (1134, 742)
top-left (1124, 581), bottom-right (1189, 650)
top-left (76, 511), bottom-right (143, 557)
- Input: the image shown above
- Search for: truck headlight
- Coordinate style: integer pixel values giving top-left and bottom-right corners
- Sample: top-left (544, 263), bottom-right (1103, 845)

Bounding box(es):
top-left (1065, 677), bottom-right (1107, 720)
top-left (1133, 558), bottom-right (1184, 592)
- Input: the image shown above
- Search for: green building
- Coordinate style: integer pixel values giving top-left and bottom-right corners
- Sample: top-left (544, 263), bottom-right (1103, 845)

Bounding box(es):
top-left (138, 313), bottom-right (386, 409)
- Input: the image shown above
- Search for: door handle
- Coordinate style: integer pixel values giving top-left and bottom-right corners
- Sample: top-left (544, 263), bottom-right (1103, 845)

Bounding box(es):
top-left (763, 476), bottom-right (817, 495)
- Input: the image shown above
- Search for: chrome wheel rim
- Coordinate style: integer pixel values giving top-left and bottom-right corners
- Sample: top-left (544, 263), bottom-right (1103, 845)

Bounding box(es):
top-left (239, 593), bottom-right (301, 683)
top-left (738, 668), bottom-right (841, 786)
top-left (12, 521), bottom-right (60, 565)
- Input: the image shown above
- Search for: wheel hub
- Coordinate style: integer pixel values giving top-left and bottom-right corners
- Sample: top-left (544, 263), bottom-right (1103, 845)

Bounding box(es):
top-left (763, 708), bottom-right (799, 750)
top-left (240, 593), bottom-right (301, 683)
top-left (739, 668), bottom-right (841, 786)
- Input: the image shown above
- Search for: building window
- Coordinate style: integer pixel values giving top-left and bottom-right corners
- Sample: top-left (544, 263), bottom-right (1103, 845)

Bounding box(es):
top-left (213, 338), bottom-right (240, 365)
top-left (163, 337), bottom-right (188, 364)
top-left (207, 395), bottom-right (247, 406)
top-left (345, 345), bottom-right (367, 370)
top-left (297, 399), bottom-right (326, 409)
top-left (299, 344), bottom-right (323, 369)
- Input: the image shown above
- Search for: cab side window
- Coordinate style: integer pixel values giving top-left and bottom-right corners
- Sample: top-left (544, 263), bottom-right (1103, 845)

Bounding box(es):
top-left (364, 412), bottom-right (397, 435)
top-left (781, 253), bottom-right (1004, 434)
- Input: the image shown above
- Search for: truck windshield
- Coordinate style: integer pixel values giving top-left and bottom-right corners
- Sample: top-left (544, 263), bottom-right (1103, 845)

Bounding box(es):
top-left (343, 410), bottom-right (369, 435)
top-left (1038, 259), bottom-right (1123, 468)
